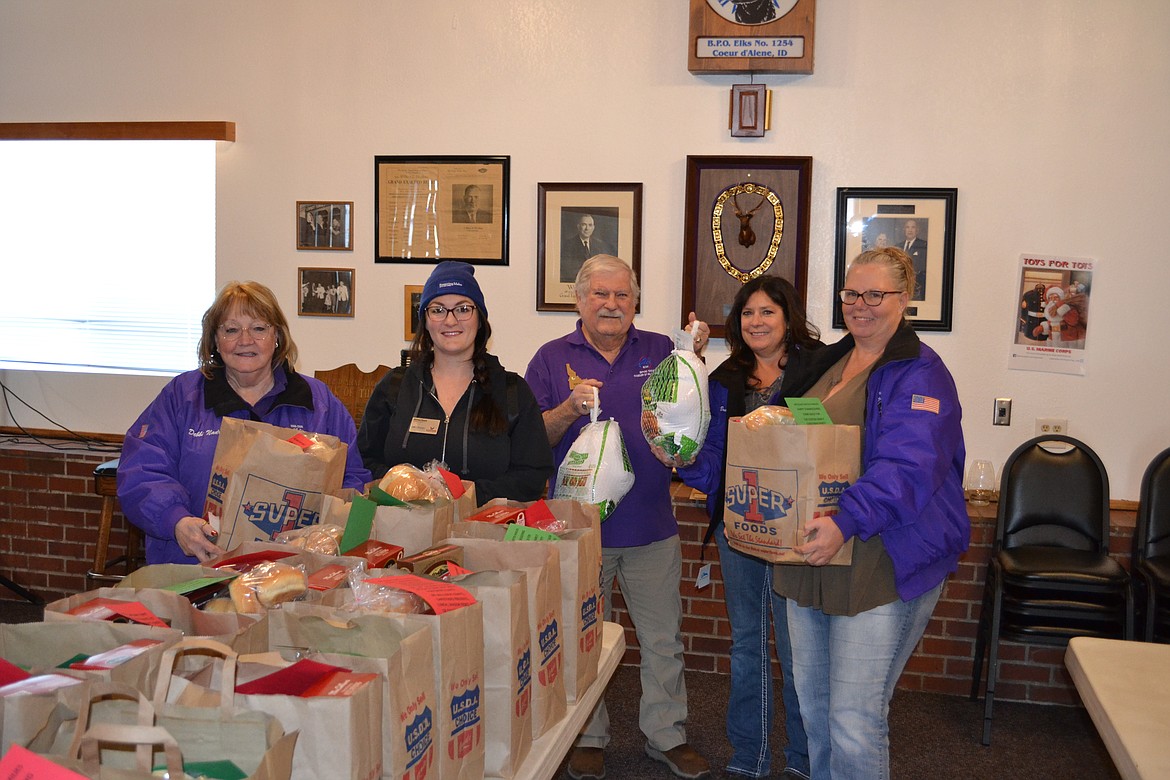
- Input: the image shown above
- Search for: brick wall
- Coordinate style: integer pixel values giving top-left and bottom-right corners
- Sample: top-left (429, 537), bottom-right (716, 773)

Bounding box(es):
top-left (0, 447), bottom-right (124, 601)
top-left (0, 444), bottom-right (1138, 705)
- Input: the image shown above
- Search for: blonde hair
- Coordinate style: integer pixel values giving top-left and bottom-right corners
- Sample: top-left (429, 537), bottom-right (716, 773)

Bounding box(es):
top-left (197, 281), bottom-right (298, 377)
top-left (848, 247), bottom-right (917, 300)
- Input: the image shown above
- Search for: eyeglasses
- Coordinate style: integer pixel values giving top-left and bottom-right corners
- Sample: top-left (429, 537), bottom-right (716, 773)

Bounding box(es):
top-left (424, 303), bottom-right (477, 322)
top-left (217, 323), bottom-right (274, 341)
top-left (838, 289), bottom-right (902, 306)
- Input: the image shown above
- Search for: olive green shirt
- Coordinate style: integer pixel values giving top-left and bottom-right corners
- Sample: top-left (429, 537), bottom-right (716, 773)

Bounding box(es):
top-left (773, 350), bottom-right (900, 616)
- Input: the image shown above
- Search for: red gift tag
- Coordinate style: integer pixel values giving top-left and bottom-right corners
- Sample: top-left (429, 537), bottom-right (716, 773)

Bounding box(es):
top-left (365, 574), bottom-right (476, 615)
top-left (286, 433), bottom-right (315, 450)
top-left (437, 467), bottom-right (465, 499)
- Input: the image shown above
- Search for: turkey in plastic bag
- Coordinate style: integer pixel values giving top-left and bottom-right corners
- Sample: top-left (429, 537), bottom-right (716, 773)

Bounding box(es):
top-left (640, 328), bottom-right (711, 463)
top-left (553, 387), bottom-right (634, 521)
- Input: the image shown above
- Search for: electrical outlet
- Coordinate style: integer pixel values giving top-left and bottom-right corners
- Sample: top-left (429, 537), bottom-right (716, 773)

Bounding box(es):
top-left (1035, 417), bottom-right (1068, 436)
top-left (993, 398), bottom-right (1011, 426)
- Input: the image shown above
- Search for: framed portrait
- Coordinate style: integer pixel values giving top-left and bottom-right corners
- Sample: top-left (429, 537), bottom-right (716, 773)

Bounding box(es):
top-left (298, 267), bottom-right (354, 318)
top-left (374, 155), bottom-right (509, 266)
top-left (403, 284), bottom-right (424, 341)
top-left (832, 187), bottom-right (957, 332)
top-left (296, 201), bottom-right (353, 251)
top-left (682, 156), bottom-right (812, 338)
top-left (536, 182), bottom-right (643, 312)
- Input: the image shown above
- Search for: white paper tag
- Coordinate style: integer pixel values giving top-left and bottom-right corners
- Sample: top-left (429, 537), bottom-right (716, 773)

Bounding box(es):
top-left (695, 562), bottom-right (712, 590)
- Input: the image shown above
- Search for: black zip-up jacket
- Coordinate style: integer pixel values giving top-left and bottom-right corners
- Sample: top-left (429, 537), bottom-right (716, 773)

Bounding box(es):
top-left (356, 354), bottom-right (554, 503)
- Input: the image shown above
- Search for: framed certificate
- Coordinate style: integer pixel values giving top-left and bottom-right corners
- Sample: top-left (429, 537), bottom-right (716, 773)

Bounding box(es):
top-left (374, 155), bottom-right (509, 265)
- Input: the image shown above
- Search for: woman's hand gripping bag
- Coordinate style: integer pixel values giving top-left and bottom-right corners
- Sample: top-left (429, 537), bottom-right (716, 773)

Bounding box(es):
top-left (640, 329), bottom-right (710, 463)
top-left (552, 388), bottom-right (634, 522)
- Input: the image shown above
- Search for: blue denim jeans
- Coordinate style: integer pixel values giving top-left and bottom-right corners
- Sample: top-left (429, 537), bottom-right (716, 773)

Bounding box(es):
top-left (787, 582), bottom-right (943, 780)
top-left (717, 531), bottom-right (810, 779)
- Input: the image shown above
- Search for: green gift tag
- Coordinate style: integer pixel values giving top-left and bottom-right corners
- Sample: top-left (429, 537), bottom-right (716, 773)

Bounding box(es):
top-left (369, 485), bottom-right (411, 507)
top-left (503, 524), bottom-right (560, 542)
top-left (784, 397), bottom-right (835, 425)
top-left (154, 759), bottom-right (247, 780)
top-left (160, 574), bottom-right (235, 594)
top-left (340, 494), bottom-right (376, 553)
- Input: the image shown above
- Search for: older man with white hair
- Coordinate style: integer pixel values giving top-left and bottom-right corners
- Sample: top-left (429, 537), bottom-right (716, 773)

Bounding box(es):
top-left (526, 255), bottom-right (711, 780)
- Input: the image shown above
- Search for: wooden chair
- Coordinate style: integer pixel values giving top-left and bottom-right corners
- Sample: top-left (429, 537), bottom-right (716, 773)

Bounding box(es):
top-left (87, 458), bottom-right (145, 587)
top-left (314, 363), bottom-right (392, 428)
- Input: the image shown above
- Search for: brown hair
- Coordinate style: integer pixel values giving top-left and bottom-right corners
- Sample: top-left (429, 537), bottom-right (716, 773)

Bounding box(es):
top-left (724, 275), bottom-right (820, 390)
top-left (197, 281), bottom-right (298, 378)
top-left (409, 308), bottom-right (507, 436)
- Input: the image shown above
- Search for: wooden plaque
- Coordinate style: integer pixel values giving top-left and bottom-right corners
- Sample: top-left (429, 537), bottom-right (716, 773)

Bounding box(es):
top-left (688, 0), bottom-right (815, 75)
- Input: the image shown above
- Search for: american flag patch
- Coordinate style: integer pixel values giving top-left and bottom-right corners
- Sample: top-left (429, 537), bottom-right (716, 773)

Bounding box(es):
top-left (911, 394), bottom-right (940, 414)
top-left (136, 424), bottom-right (149, 438)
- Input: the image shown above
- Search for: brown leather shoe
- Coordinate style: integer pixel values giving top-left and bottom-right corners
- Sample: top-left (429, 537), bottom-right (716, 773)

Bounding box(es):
top-left (566, 745), bottom-right (606, 780)
top-left (645, 743), bottom-right (711, 780)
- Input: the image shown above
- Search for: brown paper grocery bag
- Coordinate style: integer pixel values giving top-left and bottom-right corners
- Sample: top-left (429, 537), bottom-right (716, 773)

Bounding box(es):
top-left (266, 605), bottom-right (438, 780)
top-left (226, 656), bottom-right (383, 780)
top-left (203, 417), bottom-right (348, 548)
top-left (0, 622), bottom-right (181, 693)
top-left (304, 589), bottom-right (485, 780)
top-left (151, 638), bottom-right (295, 780)
top-left (442, 537), bottom-right (567, 739)
top-left (44, 587), bottom-right (266, 653)
top-left (455, 570), bottom-right (533, 779)
top-left (724, 420), bottom-right (860, 565)
top-left (320, 493), bottom-right (453, 556)
top-left (450, 498), bottom-right (603, 702)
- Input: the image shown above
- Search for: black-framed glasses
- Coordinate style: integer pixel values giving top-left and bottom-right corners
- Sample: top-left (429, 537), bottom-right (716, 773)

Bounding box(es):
top-left (838, 289), bottom-right (902, 306)
top-left (424, 303), bottom-right (477, 322)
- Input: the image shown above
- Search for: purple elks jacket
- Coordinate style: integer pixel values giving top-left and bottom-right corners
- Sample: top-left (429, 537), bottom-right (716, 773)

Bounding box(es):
top-left (116, 363), bottom-right (370, 564)
top-left (792, 324), bottom-right (969, 601)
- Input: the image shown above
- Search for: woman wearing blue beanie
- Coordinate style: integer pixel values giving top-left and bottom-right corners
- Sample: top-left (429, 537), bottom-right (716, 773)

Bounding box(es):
top-left (357, 261), bottom-right (554, 502)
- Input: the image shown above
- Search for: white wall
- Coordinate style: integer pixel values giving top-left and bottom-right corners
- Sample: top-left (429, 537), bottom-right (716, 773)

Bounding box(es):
top-left (2, 1), bottom-right (1167, 498)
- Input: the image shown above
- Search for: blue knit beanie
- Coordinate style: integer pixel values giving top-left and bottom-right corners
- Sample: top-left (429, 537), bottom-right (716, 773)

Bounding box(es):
top-left (420, 261), bottom-right (487, 319)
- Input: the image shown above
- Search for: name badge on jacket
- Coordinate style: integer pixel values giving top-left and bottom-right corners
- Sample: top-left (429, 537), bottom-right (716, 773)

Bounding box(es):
top-left (409, 417), bottom-right (441, 435)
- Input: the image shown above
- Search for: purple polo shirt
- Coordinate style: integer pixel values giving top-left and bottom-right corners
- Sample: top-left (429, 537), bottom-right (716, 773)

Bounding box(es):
top-left (525, 321), bottom-right (677, 548)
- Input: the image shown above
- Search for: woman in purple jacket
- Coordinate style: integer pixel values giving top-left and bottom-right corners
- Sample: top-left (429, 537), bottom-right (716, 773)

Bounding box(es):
top-left (676, 276), bottom-right (821, 779)
top-left (777, 248), bottom-right (969, 778)
top-left (117, 281), bottom-right (370, 564)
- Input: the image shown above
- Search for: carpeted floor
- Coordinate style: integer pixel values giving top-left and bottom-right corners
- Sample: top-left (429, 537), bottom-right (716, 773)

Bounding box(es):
top-left (557, 663), bottom-right (1121, 779)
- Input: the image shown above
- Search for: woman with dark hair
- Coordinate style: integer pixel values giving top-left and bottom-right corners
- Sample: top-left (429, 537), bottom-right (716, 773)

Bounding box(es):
top-left (676, 274), bottom-right (822, 780)
top-left (358, 261), bottom-right (553, 502)
top-left (117, 280), bottom-right (371, 564)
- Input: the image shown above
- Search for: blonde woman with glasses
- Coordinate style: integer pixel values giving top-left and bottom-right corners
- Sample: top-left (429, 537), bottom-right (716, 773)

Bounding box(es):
top-left (117, 280), bottom-right (371, 565)
top-left (776, 247), bottom-right (968, 778)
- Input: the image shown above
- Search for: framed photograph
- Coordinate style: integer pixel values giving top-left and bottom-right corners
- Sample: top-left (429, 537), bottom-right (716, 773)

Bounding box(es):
top-left (832, 187), bottom-right (957, 332)
top-left (536, 182), bottom-right (643, 312)
top-left (682, 156), bottom-right (812, 338)
top-left (296, 201), bottom-right (353, 251)
top-left (298, 267), bottom-right (354, 318)
top-left (403, 284), bottom-right (424, 341)
top-left (374, 155), bottom-right (509, 266)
